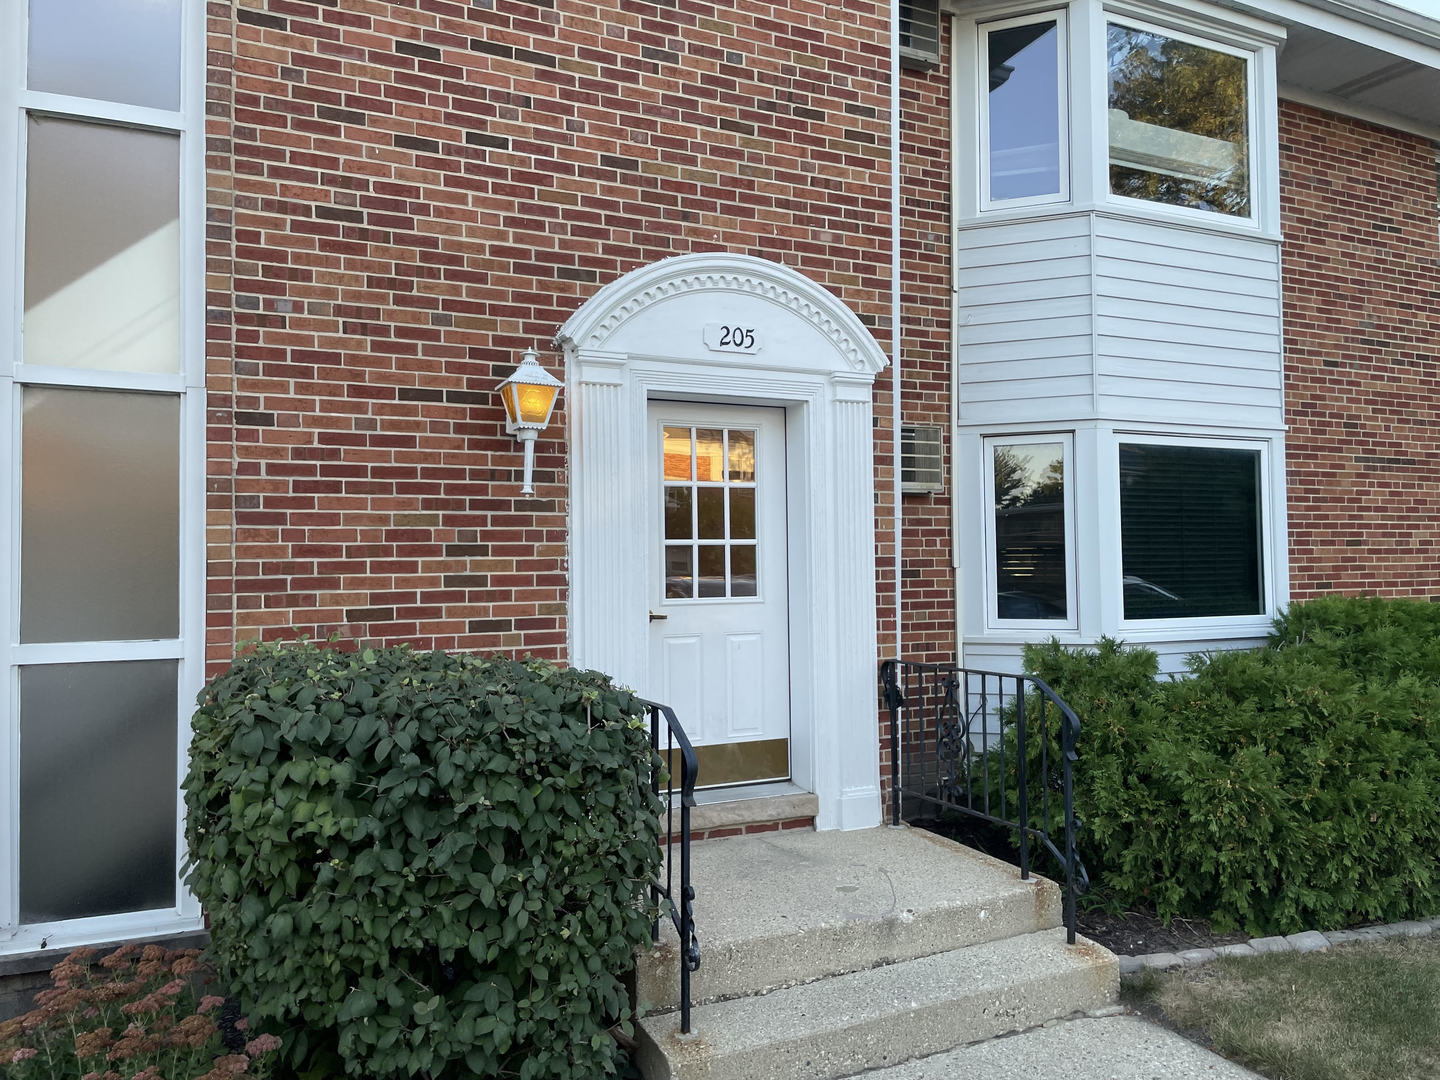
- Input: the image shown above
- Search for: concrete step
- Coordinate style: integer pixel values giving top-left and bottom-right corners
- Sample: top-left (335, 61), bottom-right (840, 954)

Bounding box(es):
top-left (637, 825), bottom-right (1063, 1015)
top-left (635, 926), bottom-right (1119, 1080)
top-left (688, 788), bottom-right (818, 839)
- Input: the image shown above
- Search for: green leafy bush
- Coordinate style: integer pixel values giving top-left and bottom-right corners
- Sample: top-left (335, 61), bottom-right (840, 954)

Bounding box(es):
top-left (1022, 597), bottom-right (1440, 934)
top-left (0, 943), bottom-right (280, 1080)
top-left (183, 644), bottom-right (662, 1080)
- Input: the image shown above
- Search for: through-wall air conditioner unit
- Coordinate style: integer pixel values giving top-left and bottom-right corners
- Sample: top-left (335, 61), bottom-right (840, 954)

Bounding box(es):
top-left (901, 425), bottom-right (945, 494)
top-left (900, 0), bottom-right (942, 70)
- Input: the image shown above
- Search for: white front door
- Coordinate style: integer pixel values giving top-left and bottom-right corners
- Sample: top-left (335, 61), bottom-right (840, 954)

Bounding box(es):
top-left (647, 402), bottom-right (791, 788)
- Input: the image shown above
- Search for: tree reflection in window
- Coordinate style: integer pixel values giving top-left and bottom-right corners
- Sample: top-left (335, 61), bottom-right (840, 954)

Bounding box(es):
top-left (993, 442), bottom-right (1067, 621)
top-left (1107, 24), bottom-right (1249, 217)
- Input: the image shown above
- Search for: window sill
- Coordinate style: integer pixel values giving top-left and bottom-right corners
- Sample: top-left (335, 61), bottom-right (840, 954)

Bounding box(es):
top-left (956, 201), bottom-right (1281, 245)
top-left (0, 912), bottom-right (205, 960)
top-left (1113, 616), bottom-right (1274, 641)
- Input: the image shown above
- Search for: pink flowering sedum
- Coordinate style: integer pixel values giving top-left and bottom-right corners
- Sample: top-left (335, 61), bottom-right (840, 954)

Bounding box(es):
top-left (0, 947), bottom-right (276, 1080)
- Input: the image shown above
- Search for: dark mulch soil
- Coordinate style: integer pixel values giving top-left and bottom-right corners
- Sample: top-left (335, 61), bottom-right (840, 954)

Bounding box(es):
top-left (910, 813), bottom-right (1249, 955)
top-left (1075, 906), bottom-right (1249, 955)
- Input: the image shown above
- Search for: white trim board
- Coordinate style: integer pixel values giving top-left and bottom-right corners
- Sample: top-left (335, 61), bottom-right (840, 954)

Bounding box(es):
top-left (557, 253), bottom-right (889, 832)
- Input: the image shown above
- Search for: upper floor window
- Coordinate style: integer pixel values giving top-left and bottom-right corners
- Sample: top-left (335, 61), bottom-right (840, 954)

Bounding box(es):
top-left (960, 0), bottom-right (1275, 230)
top-left (981, 11), bottom-right (1068, 209)
top-left (1107, 20), bottom-right (1251, 218)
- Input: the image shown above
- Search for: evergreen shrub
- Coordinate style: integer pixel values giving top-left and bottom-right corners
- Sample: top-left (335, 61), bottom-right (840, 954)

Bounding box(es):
top-left (183, 643), bottom-right (662, 1080)
top-left (1023, 597), bottom-right (1440, 934)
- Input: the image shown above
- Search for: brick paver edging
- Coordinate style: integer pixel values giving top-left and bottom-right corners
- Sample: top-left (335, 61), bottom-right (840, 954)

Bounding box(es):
top-left (1115, 913), bottom-right (1440, 975)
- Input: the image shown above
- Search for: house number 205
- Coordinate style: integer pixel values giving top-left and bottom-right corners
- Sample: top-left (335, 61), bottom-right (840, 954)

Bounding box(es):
top-left (704, 323), bottom-right (761, 354)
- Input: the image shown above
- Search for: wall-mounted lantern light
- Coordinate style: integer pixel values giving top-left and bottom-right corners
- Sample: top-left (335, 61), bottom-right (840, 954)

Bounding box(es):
top-left (496, 345), bottom-right (563, 495)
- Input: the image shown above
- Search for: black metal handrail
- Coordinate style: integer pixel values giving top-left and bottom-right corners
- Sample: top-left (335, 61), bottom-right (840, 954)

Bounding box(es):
top-left (880, 659), bottom-right (1089, 944)
top-left (641, 698), bottom-right (700, 1033)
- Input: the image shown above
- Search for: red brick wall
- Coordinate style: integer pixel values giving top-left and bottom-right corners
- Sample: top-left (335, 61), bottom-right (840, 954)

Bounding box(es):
top-left (1281, 101), bottom-right (1440, 601)
top-left (898, 43), bottom-right (955, 665)
top-left (205, 0), bottom-right (897, 671)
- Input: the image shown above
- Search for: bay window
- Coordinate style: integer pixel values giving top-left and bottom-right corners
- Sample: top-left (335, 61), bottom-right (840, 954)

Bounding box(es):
top-left (981, 11), bottom-right (1068, 208)
top-left (962, 0), bottom-right (1273, 229)
top-left (1107, 20), bottom-right (1251, 218)
top-left (1118, 441), bottom-right (1264, 621)
top-left (986, 436), bottom-right (1074, 626)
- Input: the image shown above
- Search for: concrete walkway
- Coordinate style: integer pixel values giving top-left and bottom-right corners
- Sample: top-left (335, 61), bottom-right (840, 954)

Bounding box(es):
top-left (860, 1014), bottom-right (1263, 1079)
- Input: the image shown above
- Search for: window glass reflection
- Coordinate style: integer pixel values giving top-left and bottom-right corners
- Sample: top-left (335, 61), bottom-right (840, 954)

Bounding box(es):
top-left (731, 546), bottom-right (757, 597)
top-left (1107, 24), bottom-right (1249, 216)
top-left (665, 546), bottom-right (693, 599)
top-left (663, 427), bottom-right (693, 481)
top-left (664, 487), bottom-right (692, 540)
top-left (987, 20), bottom-right (1062, 202)
top-left (697, 546), bottom-right (725, 598)
top-left (728, 430), bottom-right (755, 482)
top-left (993, 442), bottom-right (1067, 620)
top-left (695, 429), bottom-right (724, 482)
top-left (1119, 443), bottom-right (1262, 618)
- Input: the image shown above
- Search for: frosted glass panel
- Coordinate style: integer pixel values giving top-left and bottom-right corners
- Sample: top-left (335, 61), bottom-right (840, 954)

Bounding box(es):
top-left (28, 0), bottom-right (182, 110)
top-left (22, 388), bottom-right (180, 642)
top-left (24, 117), bottom-right (181, 373)
top-left (20, 661), bottom-right (178, 923)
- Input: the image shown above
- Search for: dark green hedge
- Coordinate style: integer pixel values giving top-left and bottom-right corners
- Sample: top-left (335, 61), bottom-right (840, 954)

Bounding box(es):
top-left (183, 643), bottom-right (662, 1080)
top-left (1024, 597), bottom-right (1440, 934)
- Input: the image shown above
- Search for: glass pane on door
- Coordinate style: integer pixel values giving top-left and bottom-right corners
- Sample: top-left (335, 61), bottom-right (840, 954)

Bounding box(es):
top-left (661, 425), bottom-right (761, 601)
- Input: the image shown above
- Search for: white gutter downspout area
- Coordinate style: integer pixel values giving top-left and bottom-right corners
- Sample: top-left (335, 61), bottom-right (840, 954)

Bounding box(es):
top-left (949, 13), bottom-right (963, 669)
top-left (891, 0), bottom-right (903, 667)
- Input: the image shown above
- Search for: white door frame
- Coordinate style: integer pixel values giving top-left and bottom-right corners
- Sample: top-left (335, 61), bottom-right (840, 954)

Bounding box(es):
top-left (557, 252), bottom-right (888, 831)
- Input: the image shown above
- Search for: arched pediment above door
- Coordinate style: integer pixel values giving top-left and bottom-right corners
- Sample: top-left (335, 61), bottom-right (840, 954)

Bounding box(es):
top-left (555, 252), bottom-right (889, 378)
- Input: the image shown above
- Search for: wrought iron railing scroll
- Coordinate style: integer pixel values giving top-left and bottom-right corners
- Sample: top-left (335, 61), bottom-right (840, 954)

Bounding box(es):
top-left (880, 660), bottom-right (1089, 944)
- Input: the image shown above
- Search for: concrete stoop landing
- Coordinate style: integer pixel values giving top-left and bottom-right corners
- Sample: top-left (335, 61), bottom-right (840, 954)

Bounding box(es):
top-left (635, 825), bottom-right (1118, 1080)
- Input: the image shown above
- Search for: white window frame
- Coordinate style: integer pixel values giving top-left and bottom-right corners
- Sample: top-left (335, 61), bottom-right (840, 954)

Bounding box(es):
top-left (1101, 10), bottom-right (1261, 228)
top-left (1108, 431), bottom-right (1276, 635)
top-left (978, 8), bottom-right (1071, 212)
top-left (0, 1), bottom-right (206, 955)
top-left (983, 432), bottom-right (1078, 632)
top-left (953, 0), bottom-right (1282, 235)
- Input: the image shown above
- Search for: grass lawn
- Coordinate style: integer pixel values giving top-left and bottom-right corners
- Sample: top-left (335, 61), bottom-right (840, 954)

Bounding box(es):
top-left (1122, 935), bottom-right (1440, 1080)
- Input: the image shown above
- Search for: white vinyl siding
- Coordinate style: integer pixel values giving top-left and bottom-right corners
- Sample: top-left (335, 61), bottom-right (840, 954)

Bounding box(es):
top-left (956, 214), bottom-right (1282, 430)
top-left (1093, 216), bottom-right (1283, 428)
top-left (955, 215), bottom-right (1096, 424)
